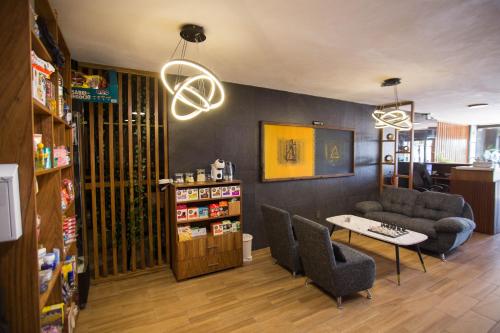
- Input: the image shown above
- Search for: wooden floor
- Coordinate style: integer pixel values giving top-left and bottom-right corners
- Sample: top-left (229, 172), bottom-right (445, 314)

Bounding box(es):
top-left (77, 230), bottom-right (500, 333)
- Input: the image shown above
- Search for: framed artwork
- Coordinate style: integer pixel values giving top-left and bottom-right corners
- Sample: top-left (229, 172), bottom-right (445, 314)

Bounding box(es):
top-left (261, 121), bottom-right (355, 182)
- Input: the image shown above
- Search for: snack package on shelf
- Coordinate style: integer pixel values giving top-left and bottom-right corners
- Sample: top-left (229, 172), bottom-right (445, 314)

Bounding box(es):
top-left (177, 226), bottom-right (192, 241)
top-left (211, 222), bottom-right (223, 236)
top-left (61, 179), bottom-right (74, 211)
top-left (219, 201), bottom-right (229, 216)
top-left (176, 205), bottom-right (188, 222)
top-left (41, 303), bottom-right (64, 333)
top-left (54, 146), bottom-right (70, 167)
top-left (63, 216), bottom-right (77, 246)
top-left (31, 51), bottom-right (55, 106)
top-left (209, 203), bottom-right (219, 218)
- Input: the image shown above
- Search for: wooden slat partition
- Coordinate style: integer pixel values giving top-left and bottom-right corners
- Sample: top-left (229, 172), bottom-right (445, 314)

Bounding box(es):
top-left (81, 66), bottom-right (169, 280)
top-left (128, 73), bottom-right (136, 272)
top-left (436, 122), bottom-right (470, 163)
top-left (118, 73), bottom-right (127, 273)
top-left (154, 78), bottom-right (162, 264)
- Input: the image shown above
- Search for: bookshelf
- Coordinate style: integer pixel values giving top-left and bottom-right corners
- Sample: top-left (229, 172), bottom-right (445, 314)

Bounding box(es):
top-left (0, 0), bottom-right (78, 332)
top-left (169, 180), bottom-right (243, 280)
top-left (378, 101), bottom-right (415, 193)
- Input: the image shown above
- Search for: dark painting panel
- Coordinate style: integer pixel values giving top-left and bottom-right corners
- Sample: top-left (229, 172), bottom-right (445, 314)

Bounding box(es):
top-left (314, 128), bottom-right (354, 176)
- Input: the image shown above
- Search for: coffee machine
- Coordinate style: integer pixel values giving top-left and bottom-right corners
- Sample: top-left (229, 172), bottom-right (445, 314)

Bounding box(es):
top-left (211, 159), bottom-right (225, 182)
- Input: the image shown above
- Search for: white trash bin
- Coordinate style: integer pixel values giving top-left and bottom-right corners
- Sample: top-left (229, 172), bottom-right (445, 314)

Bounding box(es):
top-left (243, 233), bottom-right (253, 262)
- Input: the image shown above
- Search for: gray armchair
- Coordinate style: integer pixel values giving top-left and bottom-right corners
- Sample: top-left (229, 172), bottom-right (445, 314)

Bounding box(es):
top-left (292, 215), bottom-right (376, 308)
top-left (261, 204), bottom-right (302, 276)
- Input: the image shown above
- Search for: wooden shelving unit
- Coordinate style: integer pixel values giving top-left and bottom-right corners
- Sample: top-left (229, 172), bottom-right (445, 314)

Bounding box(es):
top-left (169, 180), bottom-right (243, 280)
top-left (0, 0), bottom-right (78, 332)
top-left (378, 101), bottom-right (415, 193)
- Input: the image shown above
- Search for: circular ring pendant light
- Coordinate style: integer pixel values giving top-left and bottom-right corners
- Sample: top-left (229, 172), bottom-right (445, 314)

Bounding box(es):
top-left (160, 24), bottom-right (225, 121)
top-left (372, 78), bottom-right (413, 131)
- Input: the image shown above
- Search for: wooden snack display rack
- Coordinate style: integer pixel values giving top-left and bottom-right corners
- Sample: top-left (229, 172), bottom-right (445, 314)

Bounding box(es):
top-left (169, 180), bottom-right (243, 280)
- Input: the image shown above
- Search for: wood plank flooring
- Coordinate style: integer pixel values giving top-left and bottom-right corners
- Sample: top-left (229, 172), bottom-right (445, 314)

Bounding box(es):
top-left (77, 230), bottom-right (500, 333)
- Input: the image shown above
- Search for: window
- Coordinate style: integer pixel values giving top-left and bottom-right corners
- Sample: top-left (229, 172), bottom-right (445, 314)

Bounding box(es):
top-left (475, 126), bottom-right (500, 164)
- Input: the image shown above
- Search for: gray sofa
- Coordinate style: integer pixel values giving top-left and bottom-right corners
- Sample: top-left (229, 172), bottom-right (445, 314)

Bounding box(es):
top-left (261, 204), bottom-right (303, 276)
top-left (355, 187), bottom-right (476, 258)
top-left (292, 215), bottom-right (375, 308)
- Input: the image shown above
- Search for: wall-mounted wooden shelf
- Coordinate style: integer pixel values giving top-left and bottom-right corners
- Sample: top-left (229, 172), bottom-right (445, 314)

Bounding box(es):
top-left (33, 99), bottom-right (71, 128)
top-left (35, 164), bottom-right (72, 177)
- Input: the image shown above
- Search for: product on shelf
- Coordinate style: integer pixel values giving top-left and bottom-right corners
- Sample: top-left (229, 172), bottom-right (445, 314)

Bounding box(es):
top-left (211, 187), bottom-right (222, 198)
top-left (46, 80), bottom-right (57, 114)
top-left (231, 221), bottom-right (241, 232)
top-left (187, 207), bottom-right (199, 220)
top-left (175, 189), bottom-right (188, 202)
top-left (211, 222), bottom-right (223, 236)
top-left (176, 204), bottom-right (187, 221)
top-left (222, 220), bottom-right (232, 233)
top-left (61, 179), bottom-right (74, 211)
top-left (198, 188), bottom-right (210, 199)
top-left (31, 51), bottom-right (55, 106)
top-left (191, 226), bottom-right (207, 238)
top-left (209, 203), bottom-right (219, 218)
top-left (57, 74), bottom-right (64, 118)
top-left (33, 134), bottom-right (42, 152)
top-left (198, 206), bottom-right (209, 219)
top-left (54, 146), bottom-right (70, 167)
top-left (186, 188), bottom-right (198, 200)
top-left (177, 226), bottom-right (192, 241)
top-left (40, 303), bottom-right (64, 333)
top-left (228, 200), bottom-right (241, 215)
top-left (219, 201), bottom-right (229, 216)
top-left (221, 186), bottom-right (231, 197)
top-left (35, 143), bottom-right (52, 170)
top-left (230, 185), bottom-right (241, 196)
top-left (63, 216), bottom-right (77, 245)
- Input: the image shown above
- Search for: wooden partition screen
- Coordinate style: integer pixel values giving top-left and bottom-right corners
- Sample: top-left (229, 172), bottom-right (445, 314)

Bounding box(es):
top-left (79, 64), bottom-right (169, 280)
top-left (435, 122), bottom-right (470, 163)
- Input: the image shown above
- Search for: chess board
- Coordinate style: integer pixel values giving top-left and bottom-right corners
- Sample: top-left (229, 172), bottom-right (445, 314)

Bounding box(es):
top-left (368, 225), bottom-right (409, 238)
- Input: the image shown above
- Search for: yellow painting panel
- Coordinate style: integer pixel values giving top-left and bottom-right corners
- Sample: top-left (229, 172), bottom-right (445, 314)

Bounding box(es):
top-left (264, 124), bottom-right (314, 179)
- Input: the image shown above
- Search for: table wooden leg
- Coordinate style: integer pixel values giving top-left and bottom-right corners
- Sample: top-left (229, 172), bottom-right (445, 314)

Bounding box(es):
top-left (348, 230), bottom-right (352, 243)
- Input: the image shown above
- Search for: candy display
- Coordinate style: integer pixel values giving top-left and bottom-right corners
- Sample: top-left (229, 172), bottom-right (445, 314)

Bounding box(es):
top-left (63, 216), bottom-right (77, 245)
top-left (40, 303), bottom-right (64, 333)
top-left (61, 179), bottom-right (74, 211)
top-left (53, 146), bottom-right (70, 167)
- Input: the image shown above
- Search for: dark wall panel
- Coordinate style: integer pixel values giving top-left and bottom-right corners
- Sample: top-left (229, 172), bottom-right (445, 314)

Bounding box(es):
top-left (169, 82), bottom-right (379, 249)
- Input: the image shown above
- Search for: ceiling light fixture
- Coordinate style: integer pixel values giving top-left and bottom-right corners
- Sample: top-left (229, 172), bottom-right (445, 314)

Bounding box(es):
top-left (160, 24), bottom-right (225, 121)
top-left (372, 78), bottom-right (413, 131)
top-left (468, 103), bottom-right (488, 109)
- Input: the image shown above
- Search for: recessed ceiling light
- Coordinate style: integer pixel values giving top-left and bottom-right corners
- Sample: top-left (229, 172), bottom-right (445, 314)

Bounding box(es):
top-left (468, 103), bottom-right (488, 109)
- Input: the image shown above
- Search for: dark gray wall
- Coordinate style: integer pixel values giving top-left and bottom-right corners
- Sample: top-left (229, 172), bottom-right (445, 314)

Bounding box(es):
top-left (169, 82), bottom-right (380, 249)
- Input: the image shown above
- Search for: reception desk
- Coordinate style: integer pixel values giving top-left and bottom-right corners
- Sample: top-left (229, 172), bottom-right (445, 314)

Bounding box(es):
top-left (450, 167), bottom-right (500, 234)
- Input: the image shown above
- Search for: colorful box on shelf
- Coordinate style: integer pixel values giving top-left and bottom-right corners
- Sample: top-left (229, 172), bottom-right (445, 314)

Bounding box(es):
top-left (221, 186), bottom-right (231, 197)
top-left (199, 188), bottom-right (210, 199)
top-left (211, 187), bottom-right (222, 198)
top-left (177, 204), bottom-right (188, 222)
top-left (186, 188), bottom-right (198, 201)
top-left (31, 51), bottom-right (55, 106)
top-left (211, 222), bottom-right (223, 236)
top-left (198, 206), bottom-right (209, 219)
top-left (187, 207), bottom-right (199, 220)
top-left (230, 185), bottom-right (240, 196)
top-left (175, 189), bottom-right (188, 202)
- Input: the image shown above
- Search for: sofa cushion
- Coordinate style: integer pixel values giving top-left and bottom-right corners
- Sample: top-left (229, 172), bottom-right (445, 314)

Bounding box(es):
top-left (413, 191), bottom-right (465, 220)
top-left (380, 187), bottom-right (419, 216)
top-left (365, 211), bottom-right (408, 225)
top-left (355, 201), bottom-right (383, 214)
top-left (365, 212), bottom-right (437, 239)
top-left (434, 217), bottom-right (476, 233)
